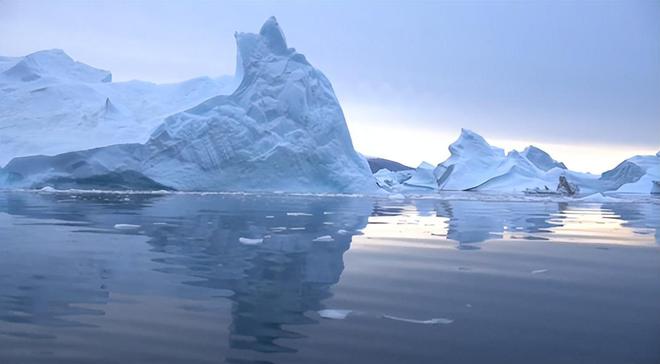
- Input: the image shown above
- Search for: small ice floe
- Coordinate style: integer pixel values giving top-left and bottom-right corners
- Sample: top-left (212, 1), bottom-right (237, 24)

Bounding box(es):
top-left (383, 315), bottom-right (453, 325)
top-left (388, 193), bottom-right (406, 200)
top-left (113, 224), bottom-right (141, 230)
top-left (265, 215), bottom-right (275, 219)
top-left (39, 186), bottom-right (57, 192)
top-left (287, 212), bottom-right (313, 216)
top-left (318, 309), bottom-right (352, 320)
top-left (313, 235), bottom-right (334, 242)
top-left (531, 269), bottom-right (549, 275)
top-left (337, 229), bottom-right (349, 235)
top-left (270, 226), bottom-right (287, 231)
top-left (289, 227), bottom-right (306, 231)
top-left (323, 221), bottom-right (335, 225)
top-left (239, 237), bottom-right (263, 245)
top-left (323, 211), bottom-right (335, 215)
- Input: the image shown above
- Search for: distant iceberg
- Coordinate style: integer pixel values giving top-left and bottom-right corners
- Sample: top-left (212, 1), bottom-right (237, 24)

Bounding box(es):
top-left (372, 129), bottom-right (659, 195)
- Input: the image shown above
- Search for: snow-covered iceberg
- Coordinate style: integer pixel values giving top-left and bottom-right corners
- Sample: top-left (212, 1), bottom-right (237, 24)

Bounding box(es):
top-left (1, 17), bottom-right (377, 193)
top-left (602, 153), bottom-right (660, 194)
top-left (373, 129), bottom-right (601, 195)
top-left (0, 49), bottom-right (237, 165)
top-left (432, 129), bottom-right (599, 193)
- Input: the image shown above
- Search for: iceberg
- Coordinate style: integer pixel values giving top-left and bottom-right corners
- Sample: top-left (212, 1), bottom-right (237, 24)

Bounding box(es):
top-left (2, 17), bottom-right (377, 193)
top-left (432, 129), bottom-right (601, 194)
top-left (602, 153), bottom-right (660, 194)
top-left (0, 49), bottom-right (237, 165)
top-left (369, 129), bottom-right (655, 196)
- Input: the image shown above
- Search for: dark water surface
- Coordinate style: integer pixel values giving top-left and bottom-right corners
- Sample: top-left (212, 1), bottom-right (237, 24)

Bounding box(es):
top-left (0, 192), bottom-right (659, 364)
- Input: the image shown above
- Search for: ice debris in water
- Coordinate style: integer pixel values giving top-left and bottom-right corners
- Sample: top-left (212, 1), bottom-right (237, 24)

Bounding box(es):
top-left (287, 212), bottom-right (313, 216)
top-left (114, 224), bottom-right (141, 230)
top-left (318, 309), bottom-right (352, 320)
top-left (313, 235), bottom-right (334, 242)
top-left (337, 229), bottom-right (349, 235)
top-left (576, 193), bottom-right (625, 203)
top-left (383, 315), bottom-right (453, 325)
top-left (265, 215), bottom-right (275, 219)
top-left (531, 269), bottom-right (549, 274)
top-left (239, 237), bottom-right (263, 245)
top-left (388, 193), bottom-right (406, 200)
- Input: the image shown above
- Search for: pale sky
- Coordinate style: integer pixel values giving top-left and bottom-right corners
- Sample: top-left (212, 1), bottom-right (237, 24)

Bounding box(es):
top-left (1, 0), bottom-right (658, 173)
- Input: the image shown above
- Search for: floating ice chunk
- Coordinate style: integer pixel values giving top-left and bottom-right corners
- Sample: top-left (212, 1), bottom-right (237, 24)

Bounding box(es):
top-left (531, 269), bottom-right (549, 274)
top-left (337, 229), bottom-right (349, 235)
top-left (239, 237), bottom-right (263, 245)
top-left (265, 215), bottom-right (275, 219)
top-left (318, 309), bottom-right (352, 320)
top-left (114, 224), bottom-right (141, 230)
top-left (39, 186), bottom-right (57, 192)
top-left (287, 212), bottom-right (313, 216)
top-left (270, 226), bottom-right (287, 231)
top-left (323, 221), bottom-right (334, 225)
top-left (383, 315), bottom-right (453, 325)
top-left (313, 235), bottom-right (334, 242)
top-left (289, 227), bottom-right (306, 231)
top-left (323, 211), bottom-right (335, 215)
top-left (388, 193), bottom-right (406, 200)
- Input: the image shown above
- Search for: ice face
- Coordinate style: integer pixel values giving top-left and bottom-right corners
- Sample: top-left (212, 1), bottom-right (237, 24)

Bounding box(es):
top-left (522, 146), bottom-right (567, 171)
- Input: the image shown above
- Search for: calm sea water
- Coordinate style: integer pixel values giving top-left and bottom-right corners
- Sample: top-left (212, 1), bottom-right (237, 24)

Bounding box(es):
top-left (0, 192), bottom-right (659, 364)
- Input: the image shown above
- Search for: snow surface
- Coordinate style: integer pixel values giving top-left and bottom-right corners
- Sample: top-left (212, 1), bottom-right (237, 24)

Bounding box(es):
top-left (1, 17), bottom-right (377, 193)
top-left (0, 49), bottom-right (238, 165)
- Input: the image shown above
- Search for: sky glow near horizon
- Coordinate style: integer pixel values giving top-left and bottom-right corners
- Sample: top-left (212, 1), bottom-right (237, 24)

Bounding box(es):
top-left (1, 0), bottom-right (658, 173)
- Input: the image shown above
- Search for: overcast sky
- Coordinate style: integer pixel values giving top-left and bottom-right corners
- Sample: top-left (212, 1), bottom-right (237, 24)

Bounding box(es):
top-left (1, 0), bottom-right (658, 172)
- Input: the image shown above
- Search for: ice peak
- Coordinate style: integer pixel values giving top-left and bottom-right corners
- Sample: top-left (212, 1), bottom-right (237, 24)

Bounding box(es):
top-left (3, 48), bottom-right (111, 83)
top-left (522, 145), bottom-right (567, 171)
top-left (449, 129), bottom-right (503, 157)
top-left (259, 16), bottom-right (288, 54)
top-left (234, 16), bottom-right (295, 79)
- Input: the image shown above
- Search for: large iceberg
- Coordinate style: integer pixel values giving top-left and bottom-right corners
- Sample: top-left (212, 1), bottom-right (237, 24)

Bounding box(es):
top-left (602, 153), bottom-right (660, 194)
top-left (373, 129), bottom-right (601, 194)
top-left (433, 129), bottom-right (599, 193)
top-left (1, 17), bottom-right (377, 193)
top-left (0, 49), bottom-right (237, 165)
